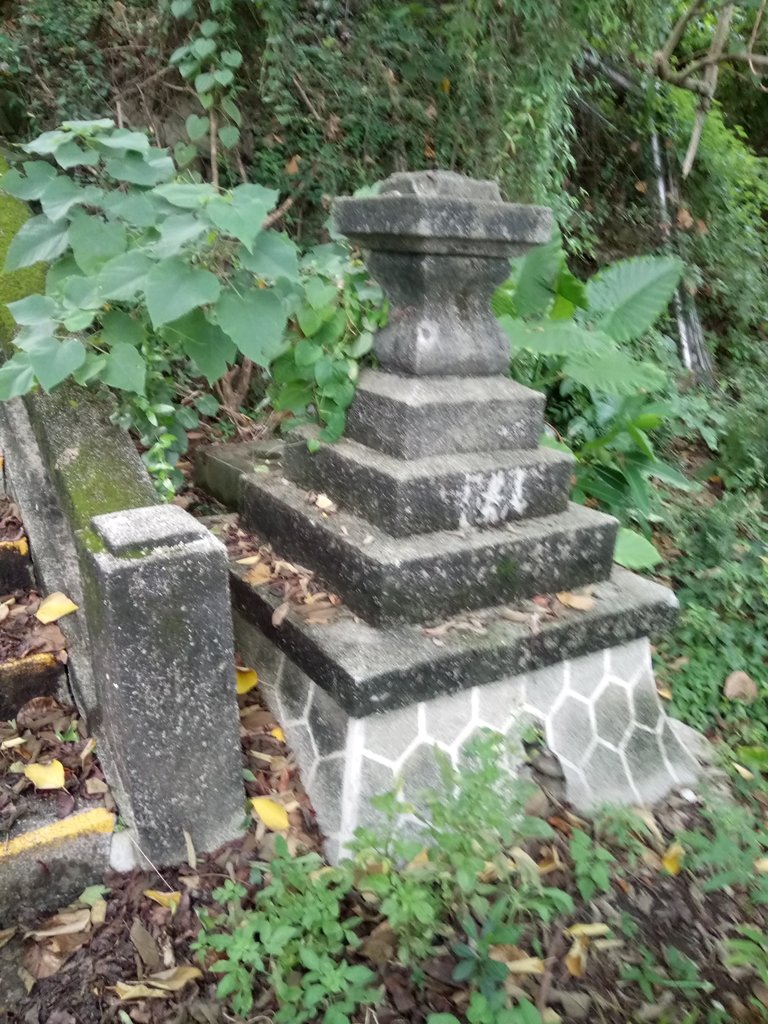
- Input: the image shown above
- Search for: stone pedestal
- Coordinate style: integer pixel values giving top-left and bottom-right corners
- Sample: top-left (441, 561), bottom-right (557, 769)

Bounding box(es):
top-left (199, 170), bottom-right (699, 858)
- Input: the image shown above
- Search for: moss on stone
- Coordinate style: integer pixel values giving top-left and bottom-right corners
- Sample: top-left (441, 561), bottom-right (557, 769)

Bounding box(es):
top-left (0, 155), bottom-right (46, 347)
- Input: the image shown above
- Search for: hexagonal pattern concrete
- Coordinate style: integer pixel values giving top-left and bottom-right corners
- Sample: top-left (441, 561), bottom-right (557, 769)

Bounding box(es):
top-left (253, 636), bottom-right (701, 860)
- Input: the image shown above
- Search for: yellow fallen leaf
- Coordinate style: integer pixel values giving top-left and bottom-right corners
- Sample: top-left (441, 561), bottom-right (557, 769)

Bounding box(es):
top-left (755, 857), bottom-right (768, 874)
top-left (28, 908), bottom-right (91, 939)
top-left (0, 926), bottom-right (16, 950)
top-left (732, 762), bottom-right (755, 781)
top-left (23, 759), bottom-right (65, 790)
top-left (565, 935), bottom-right (589, 978)
top-left (143, 890), bottom-right (181, 912)
top-left (405, 848), bottom-right (430, 872)
top-left (503, 955), bottom-right (545, 974)
top-left (270, 727), bottom-right (285, 742)
top-left (556, 590), bottom-right (595, 612)
top-left (244, 564), bottom-right (272, 586)
top-left (89, 900), bottom-right (108, 927)
top-left (142, 965), bottom-right (202, 991)
top-left (235, 666), bottom-right (259, 695)
top-left (1, 736), bottom-right (26, 749)
top-left (565, 923), bottom-right (611, 938)
top-left (235, 555), bottom-right (262, 565)
top-left (251, 796), bottom-right (289, 831)
top-left (657, 687), bottom-right (673, 700)
top-left (35, 592), bottom-right (79, 624)
top-left (662, 840), bottom-right (685, 876)
top-left (114, 982), bottom-right (172, 1001)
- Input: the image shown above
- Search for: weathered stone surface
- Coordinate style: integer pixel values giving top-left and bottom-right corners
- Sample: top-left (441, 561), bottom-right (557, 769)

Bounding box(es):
top-left (283, 431), bottom-right (573, 536)
top-left (346, 370), bottom-right (544, 460)
top-left (240, 468), bottom-right (617, 625)
top-left (195, 440), bottom-right (282, 510)
top-left (231, 564), bottom-right (678, 716)
top-left (83, 505), bottom-right (244, 864)
top-left (334, 172), bottom-right (550, 375)
top-left (0, 805), bottom-right (114, 927)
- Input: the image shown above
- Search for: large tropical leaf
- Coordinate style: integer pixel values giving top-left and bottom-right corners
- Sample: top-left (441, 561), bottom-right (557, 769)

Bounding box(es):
top-left (586, 256), bottom-right (683, 342)
top-left (500, 318), bottom-right (614, 358)
top-left (513, 236), bottom-right (563, 317)
top-left (564, 347), bottom-right (666, 395)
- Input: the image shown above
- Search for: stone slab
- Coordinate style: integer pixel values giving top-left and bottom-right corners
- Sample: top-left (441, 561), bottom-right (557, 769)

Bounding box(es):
top-left (83, 506), bottom-right (245, 865)
top-left (283, 431), bottom-right (574, 536)
top-left (345, 369), bottom-right (545, 460)
top-left (194, 439), bottom-right (283, 511)
top-left (230, 565), bottom-right (678, 717)
top-left (240, 467), bottom-right (617, 625)
top-left (0, 805), bottom-right (114, 927)
top-left (231, 623), bottom-right (699, 861)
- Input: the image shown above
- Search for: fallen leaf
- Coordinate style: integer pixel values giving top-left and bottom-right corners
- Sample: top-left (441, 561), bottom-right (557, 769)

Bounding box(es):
top-left (284, 154), bottom-right (301, 175)
top-left (492, 952), bottom-right (545, 974)
top-left (565, 935), bottom-right (589, 978)
top-left (35, 593), bottom-right (78, 624)
top-left (184, 829), bottom-right (197, 870)
top-left (130, 917), bottom-right (161, 971)
top-left (565, 923), bottom-right (611, 937)
top-left (251, 796), bottom-right (289, 831)
top-left (634, 180), bottom-right (648, 193)
top-left (235, 555), bottom-right (262, 565)
top-left (143, 965), bottom-right (202, 991)
top-left (28, 908), bottom-right (91, 939)
top-left (235, 666), bottom-right (259, 695)
top-left (271, 601), bottom-right (290, 628)
top-left (733, 762), bottom-right (755, 781)
top-left (143, 890), bottom-right (181, 913)
top-left (85, 777), bottom-right (108, 795)
top-left (78, 884), bottom-right (109, 907)
top-left (23, 759), bottom-right (65, 790)
top-left (676, 206), bottom-right (694, 230)
top-left (755, 857), bottom-right (768, 873)
top-left (1, 736), bottom-right (25, 750)
top-left (114, 982), bottom-right (171, 1001)
top-left (0, 926), bottom-right (16, 950)
top-left (244, 564), bottom-right (272, 586)
top-left (314, 493), bottom-right (336, 513)
top-left (724, 671), bottom-right (759, 703)
top-left (360, 920), bottom-right (397, 963)
top-left (657, 687), bottom-right (673, 700)
top-left (556, 591), bottom-right (595, 612)
top-left (270, 727), bottom-right (285, 742)
top-left (662, 840), bottom-right (685, 876)
top-left (22, 942), bottom-right (65, 981)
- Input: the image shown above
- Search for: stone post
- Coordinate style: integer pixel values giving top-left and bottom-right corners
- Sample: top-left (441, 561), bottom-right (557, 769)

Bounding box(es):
top-left (199, 170), bottom-right (700, 861)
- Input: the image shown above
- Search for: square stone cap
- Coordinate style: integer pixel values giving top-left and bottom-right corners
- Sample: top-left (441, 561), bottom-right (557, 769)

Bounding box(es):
top-left (333, 170), bottom-right (552, 256)
top-left (91, 504), bottom-right (208, 556)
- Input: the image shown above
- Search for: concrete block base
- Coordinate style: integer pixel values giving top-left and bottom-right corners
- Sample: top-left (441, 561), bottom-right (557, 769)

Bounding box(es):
top-left (235, 614), bottom-right (699, 862)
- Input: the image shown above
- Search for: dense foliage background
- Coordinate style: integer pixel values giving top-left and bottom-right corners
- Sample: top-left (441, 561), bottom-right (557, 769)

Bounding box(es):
top-left (0, 0), bottom-right (767, 747)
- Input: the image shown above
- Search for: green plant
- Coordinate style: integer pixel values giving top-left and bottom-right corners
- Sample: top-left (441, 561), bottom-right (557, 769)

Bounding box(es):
top-left (724, 925), bottom-right (768, 988)
top-left (193, 840), bottom-right (379, 1023)
top-left (496, 234), bottom-right (693, 567)
top-left (0, 119), bottom-right (382, 493)
top-left (569, 828), bottom-right (615, 901)
top-left (593, 805), bottom-right (653, 867)
top-left (678, 797), bottom-right (768, 903)
top-left (620, 945), bottom-right (714, 1001)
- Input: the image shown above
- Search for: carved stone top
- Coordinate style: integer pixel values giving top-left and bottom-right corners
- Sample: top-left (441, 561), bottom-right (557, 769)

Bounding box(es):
top-left (333, 169), bottom-right (551, 258)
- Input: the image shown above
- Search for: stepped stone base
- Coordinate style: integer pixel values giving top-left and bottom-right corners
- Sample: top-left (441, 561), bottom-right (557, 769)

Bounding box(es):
top-left (234, 612), bottom-right (699, 861)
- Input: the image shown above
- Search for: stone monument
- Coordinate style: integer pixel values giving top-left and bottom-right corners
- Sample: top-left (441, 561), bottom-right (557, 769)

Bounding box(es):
top-left (209, 170), bottom-right (698, 861)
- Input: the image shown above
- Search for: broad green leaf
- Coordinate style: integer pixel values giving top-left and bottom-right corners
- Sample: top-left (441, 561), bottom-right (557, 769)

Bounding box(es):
top-left (192, 37), bottom-right (217, 60)
top-left (221, 96), bottom-right (242, 125)
top-left (349, 330), bottom-right (374, 358)
top-left (305, 277), bottom-right (338, 310)
top-left (153, 183), bottom-right (216, 208)
top-left (646, 460), bottom-right (700, 491)
top-left (5, 216), bottom-right (69, 271)
top-left (145, 258), bottom-right (221, 327)
top-left (105, 150), bottom-right (174, 186)
top-left (586, 256), bottom-right (684, 342)
top-left (297, 304), bottom-right (323, 337)
top-left (101, 310), bottom-right (146, 348)
top-left (174, 142), bottom-right (198, 168)
top-left (12, 320), bottom-right (57, 351)
top-left (69, 211), bottom-right (127, 275)
top-left (214, 69), bottom-right (234, 87)
top-left (195, 72), bottom-right (216, 94)
top-left (46, 256), bottom-right (83, 297)
top-left (96, 251), bottom-right (153, 301)
top-left (501, 318), bottom-right (614, 358)
top-left (151, 213), bottom-right (206, 258)
top-left (25, 337), bottom-right (86, 391)
top-left (54, 141), bottom-right (100, 169)
top-left (564, 348), bottom-right (666, 395)
top-left (514, 236), bottom-right (563, 317)
top-left (205, 184), bottom-right (277, 249)
top-left (200, 19), bottom-right (219, 36)
top-left (102, 192), bottom-right (159, 227)
top-left (185, 115), bottom-right (209, 142)
top-left (24, 130), bottom-right (70, 155)
top-left (215, 288), bottom-right (287, 366)
top-left (40, 177), bottom-right (99, 222)
top-left (163, 309), bottom-right (236, 384)
top-left (93, 129), bottom-right (150, 152)
top-left (219, 125), bottom-right (240, 149)
top-left (170, 0), bottom-right (193, 15)
top-left (101, 342), bottom-right (146, 394)
top-left (73, 352), bottom-right (108, 385)
top-left (613, 528), bottom-right (661, 570)
top-left (0, 356), bottom-right (35, 400)
top-left (60, 118), bottom-right (114, 132)
top-left (7, 295), bottom-right (56, 325)
top-left (1, 162), bottom-right (57, 200)
top-left (221, 50), bottom-right (243, 69)
top-left (239, 232), bottom-right (300, 282)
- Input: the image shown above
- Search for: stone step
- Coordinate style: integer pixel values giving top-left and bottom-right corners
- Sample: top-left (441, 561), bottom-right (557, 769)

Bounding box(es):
top-left (283, 430), bottom-right (574, 536)
top-left (0, 651), bottom-right (67, 720)
top-left (239, 466), bottom-right (618, 625)
top-left (0, 804), bottom-right (115, 926)
top-left (345, 369), bottom-right (545, 460)
top-left (229, 564), bottom-right (677, 717)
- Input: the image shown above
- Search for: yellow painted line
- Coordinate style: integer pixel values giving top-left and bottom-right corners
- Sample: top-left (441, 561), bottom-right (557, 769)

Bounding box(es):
top-left (0, 652), bottom-right (62, 677)
top-left (0, 808), bottom-right (115, 860)
top-left (0, 537), bottom-right (28, 557)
